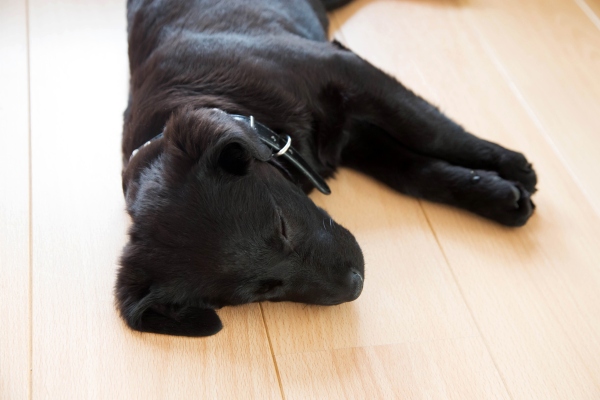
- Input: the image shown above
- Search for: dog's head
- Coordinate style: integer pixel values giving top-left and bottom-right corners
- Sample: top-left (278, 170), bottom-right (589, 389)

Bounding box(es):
top-left (117, 107), bottom-right (364, 337)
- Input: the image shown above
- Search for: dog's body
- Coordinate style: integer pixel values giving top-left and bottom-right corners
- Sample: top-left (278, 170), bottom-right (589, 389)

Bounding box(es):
top-left (118, 0), bottom-right (537, 337)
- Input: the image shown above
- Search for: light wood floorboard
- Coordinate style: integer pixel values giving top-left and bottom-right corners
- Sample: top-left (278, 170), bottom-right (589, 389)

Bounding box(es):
top-left (0, 0), bottom-right (31, 399)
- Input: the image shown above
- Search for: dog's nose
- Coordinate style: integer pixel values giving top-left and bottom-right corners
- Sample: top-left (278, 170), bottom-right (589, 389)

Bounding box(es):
top-left (348, 269), bottom-right (364, 300)
top-left (318, 269), bottom-right (364, 306)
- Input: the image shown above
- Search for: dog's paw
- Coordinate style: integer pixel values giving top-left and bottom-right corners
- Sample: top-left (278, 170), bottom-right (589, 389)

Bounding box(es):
top-left (497, 151), bottom-right (537, 194)
top-left (495, 181), bottom-right (535, 227)
top-left (467, 171), bottom-right (535, 227)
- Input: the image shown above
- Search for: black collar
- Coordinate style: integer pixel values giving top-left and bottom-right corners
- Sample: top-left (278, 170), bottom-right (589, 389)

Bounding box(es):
top-left (129, 113), bottom-right (331, 195)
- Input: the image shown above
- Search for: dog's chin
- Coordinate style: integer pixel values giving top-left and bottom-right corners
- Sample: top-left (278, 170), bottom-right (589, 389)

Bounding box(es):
top-left (272, 289), bottom-right (364, 306)
top-left (279, 275), bottom-right (364, 306)
top-left (302, 297), bottom-right (359, 306)
top-left (317, 300), bottom-right (348, 306)
top-left (318, 293), bottom-right (363, 306)
top-left (267, 298), bottom-right (354, 306)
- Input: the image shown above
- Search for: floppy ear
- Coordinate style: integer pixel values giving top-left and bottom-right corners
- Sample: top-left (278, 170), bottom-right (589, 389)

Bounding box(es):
top-left (212, 131), bottom-right (272, 175)
top-left (140, 305), bottom-right (222, 337)
top-left (163, 106), bottom-right (271, 177)
top-left (115, 266), bottom-right (223, 337)
top-left (216, 141), bottom-right (254, 176)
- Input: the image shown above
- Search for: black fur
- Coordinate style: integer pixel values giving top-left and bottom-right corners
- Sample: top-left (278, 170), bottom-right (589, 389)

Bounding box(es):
top-left (117, 0), bottom-right (537, 337)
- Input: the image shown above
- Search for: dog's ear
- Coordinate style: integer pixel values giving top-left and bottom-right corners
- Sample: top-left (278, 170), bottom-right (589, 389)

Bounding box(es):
top-left (216, 141), bottom-right (255, 176)
top-left (211, 129), bottom-right (272, 175)
top-left (115, 260), bottom-right (222, 337)
top-left (116, 283), bottom-right (223, 337)
top-left (163, 106), bottom-right (271, 177)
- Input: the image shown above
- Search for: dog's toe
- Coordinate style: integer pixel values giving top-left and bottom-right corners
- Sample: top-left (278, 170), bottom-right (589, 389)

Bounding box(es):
top-left (498, 152), bottom-right (538, 194)
top-left (494, 182), bottom-right (534, 227)
top-left (466, 170), bottom-right (535, 227)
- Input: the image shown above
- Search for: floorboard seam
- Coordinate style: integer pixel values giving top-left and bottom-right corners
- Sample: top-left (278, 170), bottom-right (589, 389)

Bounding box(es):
top-left (419, 201), bottom-right (515, 400)
top-left (575, 0), bottom-right (600, 31)
top-left (259, 303), bottom-right (286, 400)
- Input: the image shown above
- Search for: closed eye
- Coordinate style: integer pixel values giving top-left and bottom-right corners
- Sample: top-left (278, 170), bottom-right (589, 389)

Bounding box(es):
top-left (256, 279), bottom-right (283, 294)
top-left (279, 213), bottom-right (288, 240)
top-left (276, 209), bottom-right (297, 255)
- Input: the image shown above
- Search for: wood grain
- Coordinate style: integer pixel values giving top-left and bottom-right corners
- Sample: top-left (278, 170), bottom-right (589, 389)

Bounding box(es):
top-left (277, 339), bottom-right (509, 400)
top-left (0, 0), bottom-right (30, 398)
top-left (332, 0), bottom-right (600, 398)
top-left (27, 0), bottom-right (280, 398)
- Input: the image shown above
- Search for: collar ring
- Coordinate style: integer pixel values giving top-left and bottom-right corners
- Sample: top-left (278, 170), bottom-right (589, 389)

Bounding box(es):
top-left (275, 135), bottom-right (292, 157)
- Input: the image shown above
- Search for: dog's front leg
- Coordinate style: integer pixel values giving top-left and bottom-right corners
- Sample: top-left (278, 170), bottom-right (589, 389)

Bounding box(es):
top-left (316, 49), bottom-right (537, 225)
top-left (324, 49), bottom-right (536, 196)
top-left (340, 122), bottom-right (534, 226)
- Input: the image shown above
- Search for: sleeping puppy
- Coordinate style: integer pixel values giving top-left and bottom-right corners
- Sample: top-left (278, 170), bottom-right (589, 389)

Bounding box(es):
top-left (117, 0), bottom-right (537, 337)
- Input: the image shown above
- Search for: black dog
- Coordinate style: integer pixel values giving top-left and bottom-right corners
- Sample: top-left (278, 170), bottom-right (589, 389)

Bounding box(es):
top-left (117, 0), bottom-right (537, 337)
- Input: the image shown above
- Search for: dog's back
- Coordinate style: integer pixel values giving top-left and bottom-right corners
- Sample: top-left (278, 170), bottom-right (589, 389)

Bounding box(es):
top-left (126, 0), bottom-right (339, 70)
top-left (123, 0), bottom-right (353, 167)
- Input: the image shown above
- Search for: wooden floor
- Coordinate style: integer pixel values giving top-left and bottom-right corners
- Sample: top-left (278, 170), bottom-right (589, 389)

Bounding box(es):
top-left (1, 0), bottom-right (600, 398)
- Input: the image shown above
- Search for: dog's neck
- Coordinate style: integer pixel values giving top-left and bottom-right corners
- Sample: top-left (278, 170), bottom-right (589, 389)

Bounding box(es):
top-left (124, 112), bottom-right (331, 196)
